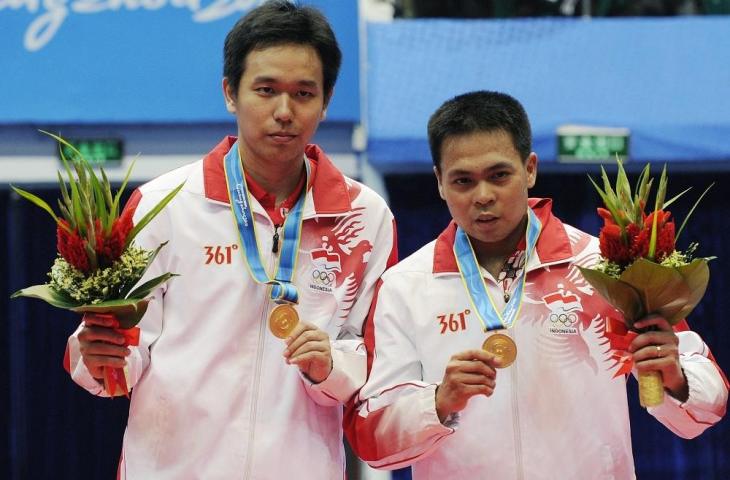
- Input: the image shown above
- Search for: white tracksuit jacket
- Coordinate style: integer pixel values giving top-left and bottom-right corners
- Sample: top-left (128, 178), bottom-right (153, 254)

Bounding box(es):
top-left (65, 137), bottom-right (398, 479)
top-left (347, 198), bottom-right (727, 480)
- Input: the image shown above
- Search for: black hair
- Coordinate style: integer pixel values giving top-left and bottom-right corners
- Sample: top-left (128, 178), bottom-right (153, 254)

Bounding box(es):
top-left (223, 0), bottom-right (342, 102)
top-left (428, 90), bottom-right (532, 170)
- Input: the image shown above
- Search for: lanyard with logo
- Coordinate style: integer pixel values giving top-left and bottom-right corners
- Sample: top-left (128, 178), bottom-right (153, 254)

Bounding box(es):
top-left (224, 140), bottom-right (308, 337)
top-left (453, 208), bottom-right (542, 366)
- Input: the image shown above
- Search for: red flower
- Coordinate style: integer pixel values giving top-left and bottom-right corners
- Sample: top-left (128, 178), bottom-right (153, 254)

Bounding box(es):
top-left (645, 210), bottom-right (675, 261)
top-left (96, 209), bottom-right (134, 267)
top-left (57, 220), bottom-right (89, 273)
top-left (599, 224), bottom-right (633, 266)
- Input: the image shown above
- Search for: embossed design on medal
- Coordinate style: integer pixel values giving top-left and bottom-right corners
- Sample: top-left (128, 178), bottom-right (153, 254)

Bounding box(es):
top-left (482, 333), bottom-right (517, 368)
top-left (269, 304), bottom-right (300, 339)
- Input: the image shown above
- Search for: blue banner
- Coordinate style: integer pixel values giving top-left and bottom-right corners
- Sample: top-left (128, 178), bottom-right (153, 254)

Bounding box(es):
top-left (0, 0), bottom-right (359, 123)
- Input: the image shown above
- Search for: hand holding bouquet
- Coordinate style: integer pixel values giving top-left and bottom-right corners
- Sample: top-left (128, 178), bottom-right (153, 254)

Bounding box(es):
top-left (578, 159), bottom-right (713, 407)
top-left (11, 132), bottom-right (183, 396)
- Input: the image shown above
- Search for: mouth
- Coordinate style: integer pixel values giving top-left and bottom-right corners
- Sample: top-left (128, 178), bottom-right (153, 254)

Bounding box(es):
top-left (268, 133), bottom-right (297, 144)
top-left (475, 213), bottom-right (498, 224)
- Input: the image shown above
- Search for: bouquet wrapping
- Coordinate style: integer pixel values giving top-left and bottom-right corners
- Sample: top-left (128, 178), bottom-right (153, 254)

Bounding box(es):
top-left (578, 160), bottom-right (712, 407)
top-left (11, 132), bottom-right (183, 396)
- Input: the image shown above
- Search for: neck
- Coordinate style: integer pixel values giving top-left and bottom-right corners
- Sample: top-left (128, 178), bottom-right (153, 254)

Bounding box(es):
top-left (243, 155), bottom-right (305, 205)
top-left (473, 215), bottom-right (527, 278)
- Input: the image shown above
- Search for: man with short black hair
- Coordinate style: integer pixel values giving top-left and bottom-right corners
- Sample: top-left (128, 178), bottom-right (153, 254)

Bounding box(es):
top-left (65, 2), bottom-right (397, 477)
top-left (347, 90), bottom-right (727, 479)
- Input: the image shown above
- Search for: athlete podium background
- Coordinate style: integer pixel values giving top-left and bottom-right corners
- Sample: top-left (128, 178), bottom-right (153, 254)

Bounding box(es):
top-left (1, 2), bottom-right (729, 478)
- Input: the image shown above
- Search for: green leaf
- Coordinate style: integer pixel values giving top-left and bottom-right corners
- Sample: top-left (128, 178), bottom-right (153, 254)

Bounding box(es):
top-left (675, 183), bottom-right (713, 243)
top-left (112, 157), bottom-right (137, 221)
top-left (125, 182), bottom-right (185, 249)
top-left (39, 130), bottom-right (84, 160)
top-left (11, 186), bottom-right (60, 224)
top-left (126, 272), bottom-right (178, 301)
top-left (663, 186), bottom-right (691, 211)
top-left (669, 259), bottom-right (711, 323)
top-left (70, 298), bottom-right (151, 329)
top-left (577, 266), bottom-right (645, 326)
top-left (588, 174), bottom-right (625, 229)
top-left (11, 284), bottom-right (80, 309)
top-left (619, 258), bottom-right (700, 325)
top-left (118, 241), bottom-right (169, 298)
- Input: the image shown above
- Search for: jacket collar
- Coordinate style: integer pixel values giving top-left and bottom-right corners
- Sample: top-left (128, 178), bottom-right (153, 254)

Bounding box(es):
top-left (433, 198), bottom-right (574, 274)
top-left (203, 136), bottom-right (352, 214)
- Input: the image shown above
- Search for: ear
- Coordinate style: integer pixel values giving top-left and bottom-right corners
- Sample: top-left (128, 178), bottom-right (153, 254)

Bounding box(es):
top-left (222, 78), bottom-right (236, 114)
top-left (434, 166), bottom-right (446, 200)
top-left (321, 88), bottom-right (334, 121)
top-left (525, 152), bottom-right (538, 189)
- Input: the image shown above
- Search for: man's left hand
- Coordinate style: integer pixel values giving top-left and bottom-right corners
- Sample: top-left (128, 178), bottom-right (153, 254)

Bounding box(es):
top-left (284, 322), bottom-right (333, 384)
top-left (630, 315), bottom-right (689, 402)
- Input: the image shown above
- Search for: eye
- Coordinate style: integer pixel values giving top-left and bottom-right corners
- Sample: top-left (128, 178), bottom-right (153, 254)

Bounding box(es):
top-left (452, 177), bottom-right (472, 186)
top-left (255, 86), bottom-right (275, 95)
top-left (491, 170), bottom-right (510, 181)
top-left (296, 90), bottom-right (315, 98)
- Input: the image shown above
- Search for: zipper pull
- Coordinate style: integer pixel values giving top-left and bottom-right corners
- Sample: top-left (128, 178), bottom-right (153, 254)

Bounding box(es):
top-left (272, 224), bottom-right (280, 253)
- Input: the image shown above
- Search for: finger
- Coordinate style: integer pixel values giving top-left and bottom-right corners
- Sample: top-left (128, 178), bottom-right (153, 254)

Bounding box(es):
top-left (629, 331), bottom-right (678, 353)
top-left (631, 342), bottom-right (678, 363)
top-left (633, 356), bottom-right (676, 374)
top-left (447, 372), bottom-right (497, 389)
top-left (285, 340), bottom-right (329, 360)
top-left (447, 359), bottom-right (497, 379)
top-left (459, 383), bottom-right (495, 399)
top-left (80, 341), bottom-right (131, 358)
top-left (78, 326), bottom-right (127, 346)
top-left (83, 313), bottom-right (118, 328)
top-left (451, 349), bottom-right (501, 367)
top-left (287, 351), bottom-right (330, 368)
top-left (286, 328), bottom-right (328, 355)
top-left (84, 354), bottom-right (128, 370)
top-left (633, 315), bottom-right (672, 332)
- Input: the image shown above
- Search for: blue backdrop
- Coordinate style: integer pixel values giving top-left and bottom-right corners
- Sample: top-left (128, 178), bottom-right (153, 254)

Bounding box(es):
top-left (0, 0), bottom-right (360, 123)
top-left (367, 17), bottom-right (730, 170)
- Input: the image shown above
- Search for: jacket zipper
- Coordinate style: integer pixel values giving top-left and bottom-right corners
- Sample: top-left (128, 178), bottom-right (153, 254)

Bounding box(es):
top-left (242, 223), bottom-right (278, 479)
top-left (510, 330), bottom-right (525, 480)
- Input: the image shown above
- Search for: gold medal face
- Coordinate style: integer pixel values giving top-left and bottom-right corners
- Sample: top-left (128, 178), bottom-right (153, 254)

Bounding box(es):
top-left (269, 304), bottom-right (299, 339)
top-left (482, 333), bottom-right (517, 368)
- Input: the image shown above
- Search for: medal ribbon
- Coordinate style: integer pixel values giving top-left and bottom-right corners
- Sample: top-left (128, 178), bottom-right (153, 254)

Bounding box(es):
top-left (224, 140), bottom-right (308, 304)
top-left (454, 208), bottom-right (541, 331)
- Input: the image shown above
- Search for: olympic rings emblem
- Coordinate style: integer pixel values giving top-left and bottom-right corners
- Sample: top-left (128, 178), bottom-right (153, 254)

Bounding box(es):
top-left (549, 312), bottom-right (578, 326)
top-left (312, 269), bottom-right (336, 286)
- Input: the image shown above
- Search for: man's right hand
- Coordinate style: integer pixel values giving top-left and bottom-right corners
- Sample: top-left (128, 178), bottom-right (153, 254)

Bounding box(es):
top-left (77, 313), bottom-right (131, 380)
top-left (435, 349), bottom-right (500, 423)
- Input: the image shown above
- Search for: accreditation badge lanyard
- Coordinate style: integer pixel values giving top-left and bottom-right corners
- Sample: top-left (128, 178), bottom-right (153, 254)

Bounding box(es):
top-left (453, 208), bottom-right (542, 332)
top-left (223, 140), bottom-right (308, 304)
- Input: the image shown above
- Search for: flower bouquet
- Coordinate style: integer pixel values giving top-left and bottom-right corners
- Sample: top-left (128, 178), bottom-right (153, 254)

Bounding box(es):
top-left (11, 132), bottom-right (183, 397)
top-left (578, 159), bottom-right (713, 407)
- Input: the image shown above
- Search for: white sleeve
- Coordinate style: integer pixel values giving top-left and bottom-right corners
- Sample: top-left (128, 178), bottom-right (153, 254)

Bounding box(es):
top-left (647, 330), bottom-right (728, 438)
top-left (347, 276), bottom-right (454, 470)
top-left (302, 211), bottom-right (398, 406)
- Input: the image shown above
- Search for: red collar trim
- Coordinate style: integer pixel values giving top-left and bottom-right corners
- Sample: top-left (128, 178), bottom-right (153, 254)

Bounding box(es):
top-left (203, 136), bottom-right (351, 214)
top-left (432, 198), bottom-right (574, 274)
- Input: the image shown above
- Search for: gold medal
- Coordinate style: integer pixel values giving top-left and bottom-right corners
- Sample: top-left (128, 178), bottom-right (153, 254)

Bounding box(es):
top-left (269, 304), bottom-right (299, 338)
top-left (482, 333), bottom-right (517, 368)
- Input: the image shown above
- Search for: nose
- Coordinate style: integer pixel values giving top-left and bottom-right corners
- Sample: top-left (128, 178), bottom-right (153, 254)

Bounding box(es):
top-left (474, 181), bottom-right (495, 207)
top-left (273, 95), bottom-right (293, 124)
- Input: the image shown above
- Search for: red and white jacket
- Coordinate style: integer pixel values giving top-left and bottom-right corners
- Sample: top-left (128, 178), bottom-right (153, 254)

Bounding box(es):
top-left (347, 198), bottom-right (727, 480)
top-left (66, 137), bottom-right (398, 479)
